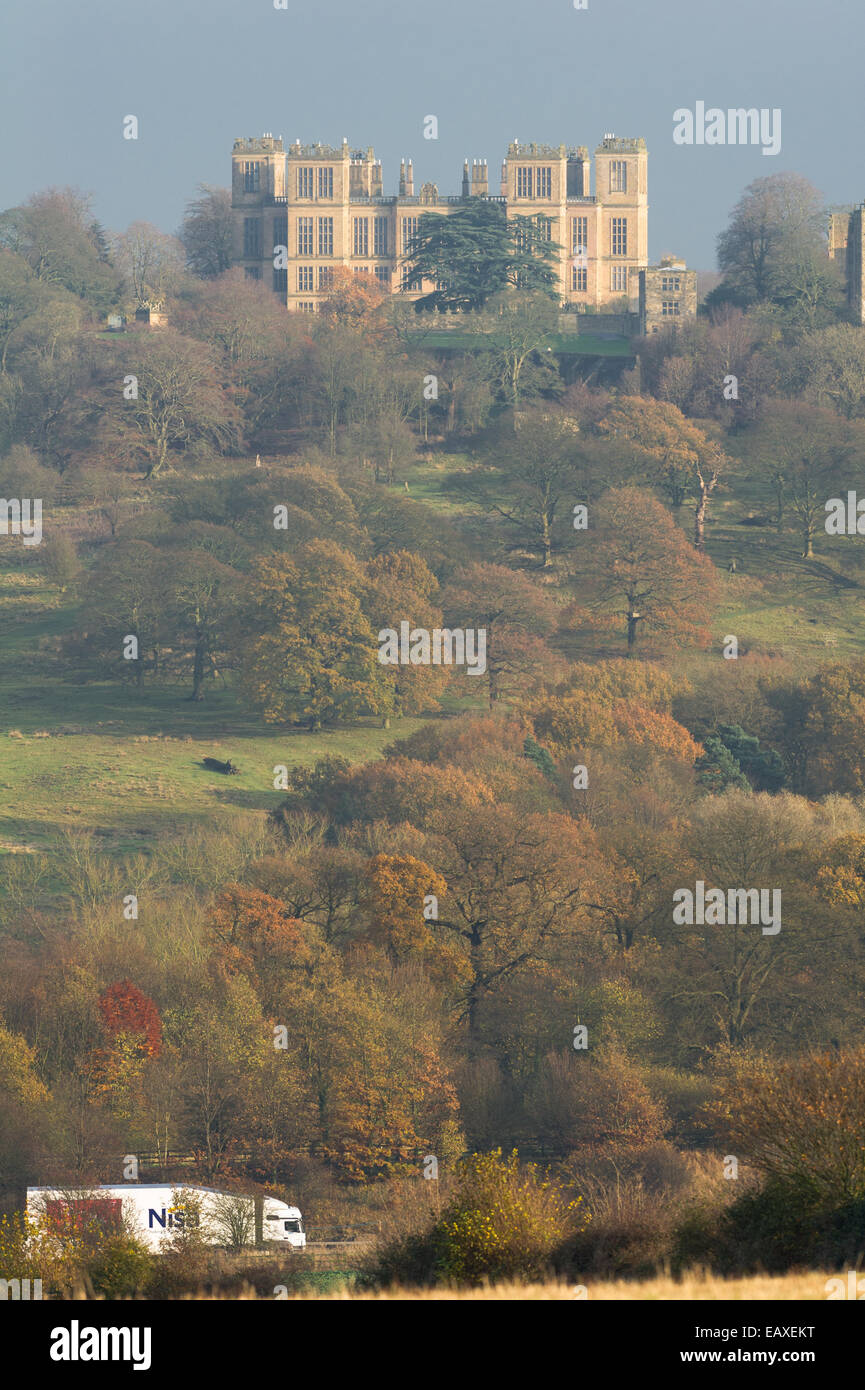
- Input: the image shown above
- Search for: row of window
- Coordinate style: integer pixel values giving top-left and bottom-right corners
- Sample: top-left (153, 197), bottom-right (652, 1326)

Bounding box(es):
top-left (263, 262), bottom-right (637, 297)
top-left (513, 159), bottom-right (629, 198)
top-left (515, 166), bottom-right (552, 199)
top-left (244, 163), bottom-right (336, 198)
top-left (246, 214), bottom-right (630, 260)
top-left (245, 158), bottom-right (632, 202)
top-left (293, 264), bottom-right (394, 290)
top-left (353, 217), bottom-right (389, 256)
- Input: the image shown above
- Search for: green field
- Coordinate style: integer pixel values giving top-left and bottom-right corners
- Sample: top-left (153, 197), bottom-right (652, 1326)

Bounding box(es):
top-left (0, 557), bottom-right (426, 874)
top-left (408, 330), bottom-right (633, 356)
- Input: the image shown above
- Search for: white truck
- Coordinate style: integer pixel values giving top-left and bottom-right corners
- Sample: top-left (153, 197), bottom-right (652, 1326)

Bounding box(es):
top-left (26, 1184), bottom-right (306, 1253)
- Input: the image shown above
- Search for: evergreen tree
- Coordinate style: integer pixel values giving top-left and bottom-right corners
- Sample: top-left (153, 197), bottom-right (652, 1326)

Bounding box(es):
top-left (695, 735), bottom-right (751, 794)
top-left (404, 201), bottom-right (560, 312)
top-left (523, 735), bottom-right (557, 781)
top-left (716, 723), bottom-right (786, 792)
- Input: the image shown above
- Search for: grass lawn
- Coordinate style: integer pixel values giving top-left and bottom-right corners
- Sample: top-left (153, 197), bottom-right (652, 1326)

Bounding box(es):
top-left (407, 330), bottom-right (632, 357)
top-left (0, 558), bottom-right (425, 869)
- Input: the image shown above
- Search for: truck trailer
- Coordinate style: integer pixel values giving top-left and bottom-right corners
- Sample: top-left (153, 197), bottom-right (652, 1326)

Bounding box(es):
top-left (26, 1184), bottom-right (306, 1253)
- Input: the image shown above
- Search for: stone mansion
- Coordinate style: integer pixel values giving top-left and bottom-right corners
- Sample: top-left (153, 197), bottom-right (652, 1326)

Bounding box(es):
top-left (230, 132), bottom-right (696, 329)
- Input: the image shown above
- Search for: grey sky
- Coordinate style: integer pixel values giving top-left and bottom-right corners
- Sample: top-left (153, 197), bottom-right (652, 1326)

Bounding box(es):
top-left (0, 0), bottom-right (859, 268)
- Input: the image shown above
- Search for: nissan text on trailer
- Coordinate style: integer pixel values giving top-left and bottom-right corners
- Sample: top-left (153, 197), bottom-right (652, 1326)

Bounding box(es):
top-left (27, 1185), bottom-right (306, 1251)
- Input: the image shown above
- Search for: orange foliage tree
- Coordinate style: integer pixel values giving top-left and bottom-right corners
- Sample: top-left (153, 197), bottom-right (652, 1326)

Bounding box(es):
top-left (574, 487), bottom-right (718, 653)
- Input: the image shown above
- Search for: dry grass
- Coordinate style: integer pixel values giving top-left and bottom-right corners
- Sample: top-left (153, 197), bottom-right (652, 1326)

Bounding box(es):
top-left (181, 1269), bottom-right (839, 1300)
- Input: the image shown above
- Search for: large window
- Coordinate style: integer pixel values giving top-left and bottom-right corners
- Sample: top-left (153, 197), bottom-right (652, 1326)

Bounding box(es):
top-left (609, 160), bottom-right (628, 193)
top-left (661, 274), bottom-right (682, 292)
top-left (353, 217), bottom-right (369, 256)
top-left (297, 167), bottom-right (313, 199)
top-left (537, 166), bottom-right (552, 199)
top-left (317, 217), bottom-right (334, 256)
top-left (662, 300), bottom-right (681, 317)
top-left (297, 265), bottom-right (313, 292)
top-left (319, 266), bottom-right (335, 290)
top-left (610, 265), bottom-right (628, 293)
top-left (245, 266), bottom-right (261, 280)
top-left (536, 216), bottom-right (554, 241)
top-left (375, 265), bottom-right (391, 285)
top-left (571, 215), bottom-right (588, 256)
top-left (317, 167), bottom-right (333, 199)
top-left (374, 217), bottom-right (388, 256)
top-left (401, 217), bottom-right (418, 253)
top-left (273, 267), bottom-right (288, 293)
top-left (297, 302), bottom-right (315, 313)
top-left (297, 217), bottom-right (313, 256)
top-left (611, 217), bottom-right (628, 257)
top-left (516, 166), bottom-right (533, 198)
top-left (243, 218), bottom-right (261, 258)
top-left (243, 161), bottom-right (261, 193)
top-left (571, 264), bottom-right (587, 292)
top-left (273, 216), bottom-right (288, 248)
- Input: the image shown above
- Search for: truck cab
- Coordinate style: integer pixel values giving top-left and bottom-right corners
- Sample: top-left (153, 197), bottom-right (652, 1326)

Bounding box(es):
top-left (263, 1198), bottom-right (306, 1248)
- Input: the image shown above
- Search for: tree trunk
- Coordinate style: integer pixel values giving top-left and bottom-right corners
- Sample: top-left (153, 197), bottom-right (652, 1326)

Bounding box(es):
top-left (694, 489), bottom-right (708, 550)
top-left (802, 516), bottom-right (814, 558)
top-left (191, 630), bottom-right (206, 702)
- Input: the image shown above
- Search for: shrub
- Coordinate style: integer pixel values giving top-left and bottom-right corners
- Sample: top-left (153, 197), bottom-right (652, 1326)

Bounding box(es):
top-left (367, 1149), bottom-right (587, 1288)
top-left (711, 1047), bottom-right (865, 1205)
top-left (87, 1232), bottom-right (155, 1298)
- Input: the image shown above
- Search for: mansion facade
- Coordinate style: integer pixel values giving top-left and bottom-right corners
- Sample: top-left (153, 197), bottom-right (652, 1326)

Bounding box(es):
top-left (230, 131), bottom-right (694, 330)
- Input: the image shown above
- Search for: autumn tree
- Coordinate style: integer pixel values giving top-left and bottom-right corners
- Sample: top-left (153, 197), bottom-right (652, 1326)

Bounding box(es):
top-left (441, 562), bottom-right (559, 706)
top-left (74, 539), bottom-right (172, 685)
top-left (663, 790), bottom-right (818, 1048)
top-left (526, 1046), bottom-right (667, 1155)
top-left (574, 486), bottom-right (718, 653)
top-left (768, 658), bottom-right (865, 795)
top-left (365, 550), bottom-right (451, 712)
top-left (98, 329), bottom-right (241, 478)
top-left (456, 409), bottom-right (590, 566)
top-left (360, 853), bottom-right (455, 979)
top-left (713, 1046), bottom-right (865, 1202)
top-left (90, 981), bottom-right (162, 1125)
top-left (600, 396), bottom-right (728, 549)
top-left (239, 540), bottom-right (391, 728)
top-left (158, 533), bottom-right (241, 700)
top-left (753, 400), bottom-right (864, 557)
top-left (317, 265), bottom-right (390, 333)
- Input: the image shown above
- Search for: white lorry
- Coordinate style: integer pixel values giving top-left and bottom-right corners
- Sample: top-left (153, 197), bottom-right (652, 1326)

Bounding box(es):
top-left (26, 1184), bottom-right (306, 1253)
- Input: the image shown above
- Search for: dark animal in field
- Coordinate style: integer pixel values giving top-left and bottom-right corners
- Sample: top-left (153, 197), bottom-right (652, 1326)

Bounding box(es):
top-left (202, 757), bottom-right (240, 775)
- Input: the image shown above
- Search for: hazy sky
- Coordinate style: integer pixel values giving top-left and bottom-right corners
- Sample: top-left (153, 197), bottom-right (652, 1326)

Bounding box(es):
top-left (0, 0), bottom-right (860, 268)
